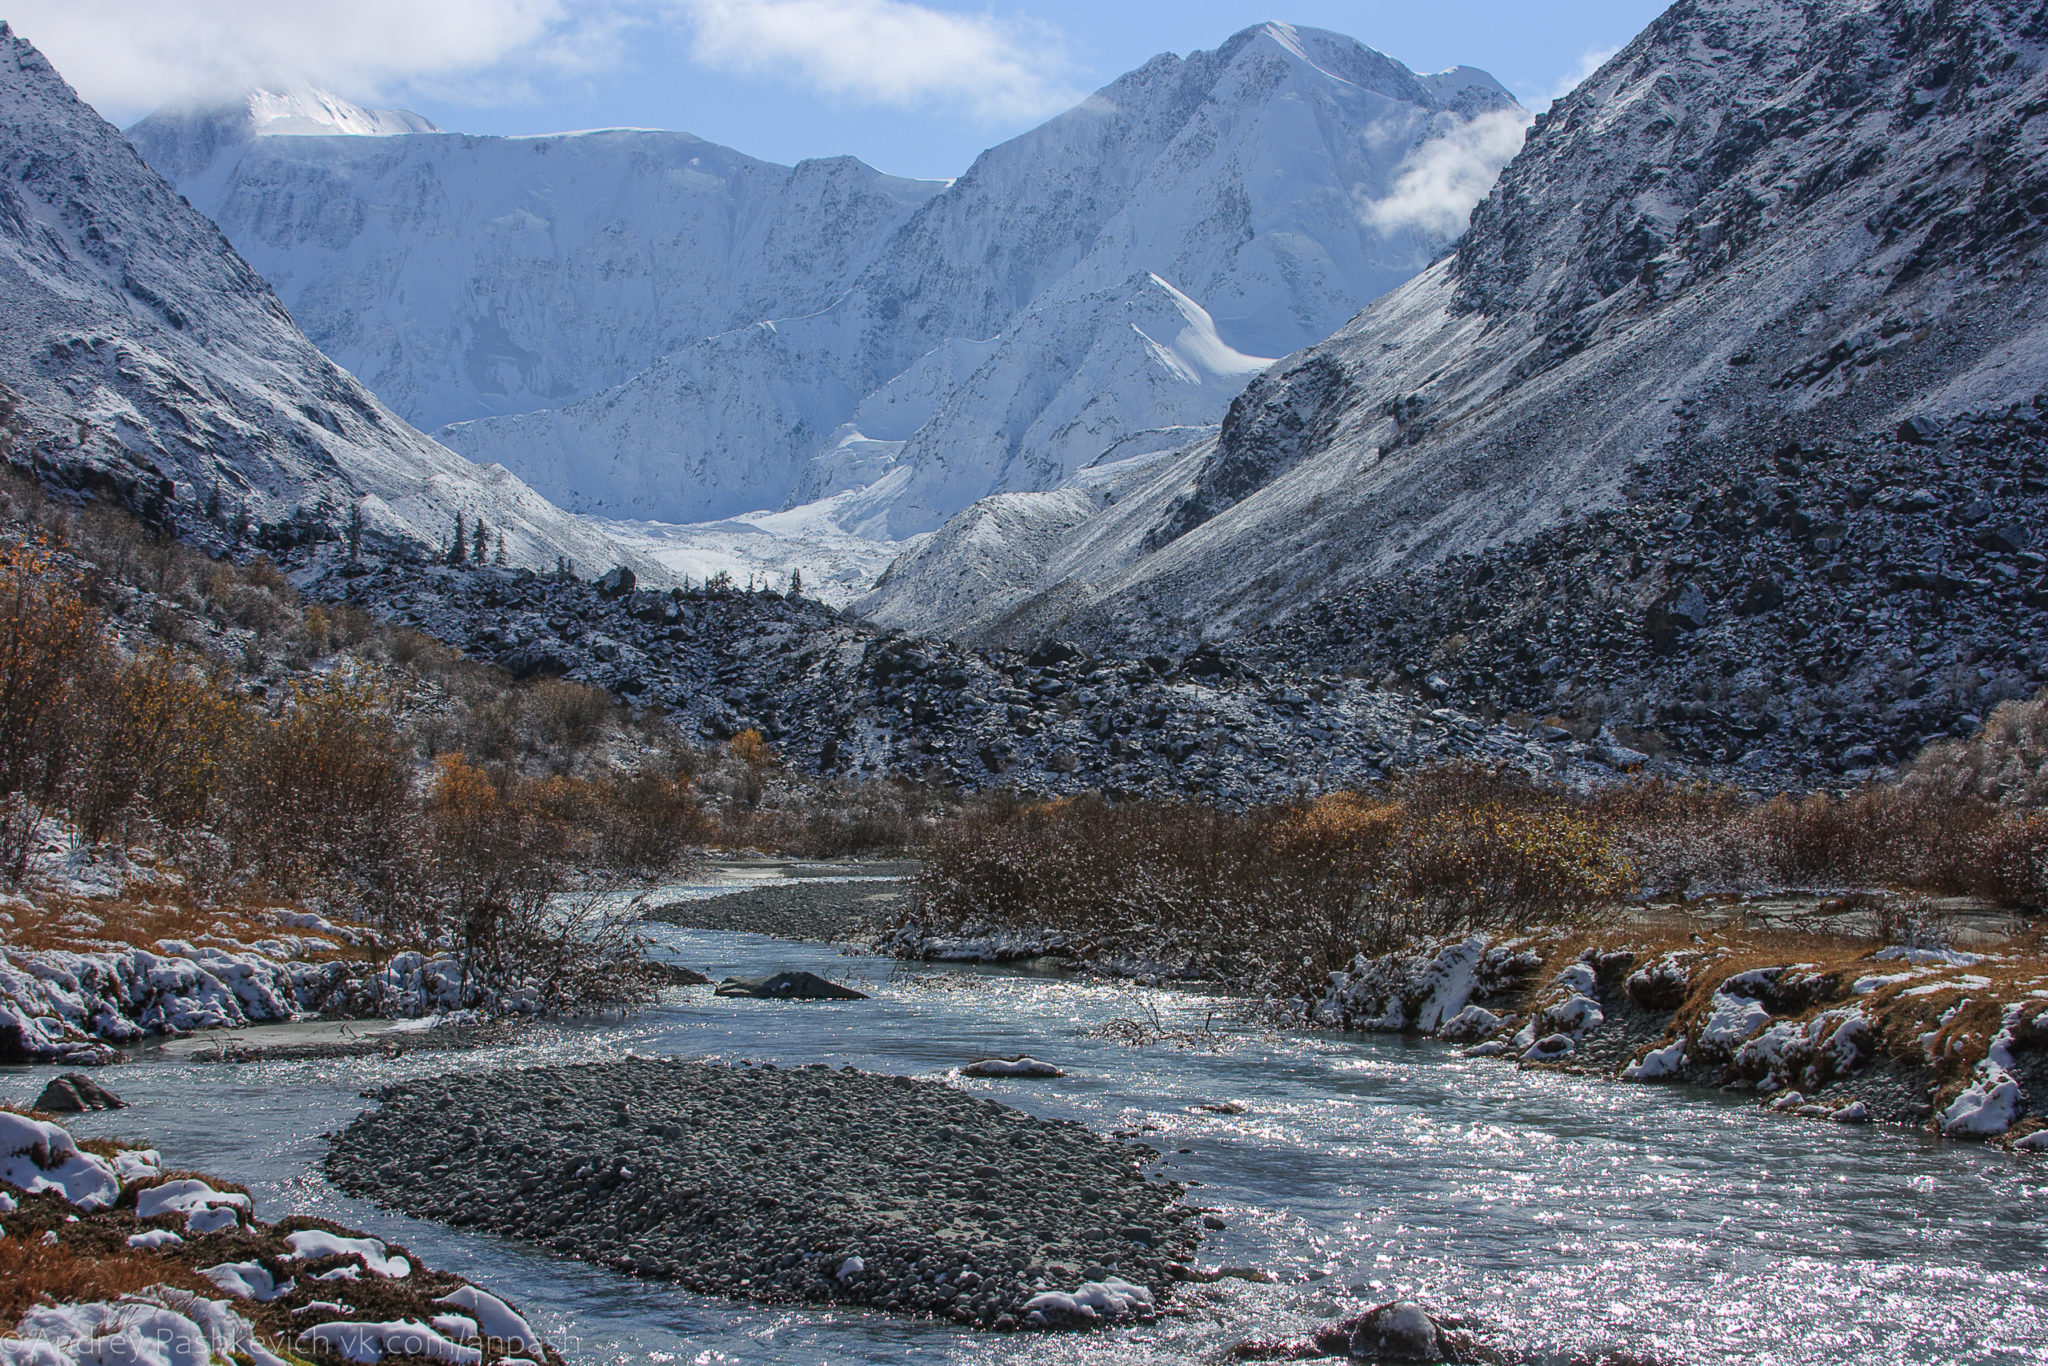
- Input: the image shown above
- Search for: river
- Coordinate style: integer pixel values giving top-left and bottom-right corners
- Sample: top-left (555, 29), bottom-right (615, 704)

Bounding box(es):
top-left (7, 871), bottom-right (2044, 1365)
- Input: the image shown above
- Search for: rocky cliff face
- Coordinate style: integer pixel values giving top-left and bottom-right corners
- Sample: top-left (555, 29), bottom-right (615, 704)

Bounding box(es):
top-left (0, 28), bottom-right (635, 573)
top-left (866, 0), bottom-right (2048, 771)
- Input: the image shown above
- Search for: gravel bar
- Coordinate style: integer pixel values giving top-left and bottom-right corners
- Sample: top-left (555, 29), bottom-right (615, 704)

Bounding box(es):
top-left (644, 879), bottom-right (912, 943)
top-left (324, 1058), bottom-right (1201, 1328)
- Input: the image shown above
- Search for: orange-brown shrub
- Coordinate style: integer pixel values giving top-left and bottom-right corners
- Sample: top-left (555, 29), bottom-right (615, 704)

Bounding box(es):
top-left (911, 770), bottom-right (1635, 994)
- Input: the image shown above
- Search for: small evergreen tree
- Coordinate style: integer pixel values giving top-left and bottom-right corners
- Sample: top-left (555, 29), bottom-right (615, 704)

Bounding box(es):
top-left (448, 512), bottom-right (467, 567)
top-left (472, 517), bottom-right (490, 564)
top-left (789, 568), bottom-right (802, 597)
top-left (493, 531), bottom-right (507, 566)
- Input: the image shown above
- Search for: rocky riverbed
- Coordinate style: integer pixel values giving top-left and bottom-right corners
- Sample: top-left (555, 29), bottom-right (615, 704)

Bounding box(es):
top-left (323, 1057), bottom-right (1203, 1329)
top-left (643, 875), bottom-right (912, 943)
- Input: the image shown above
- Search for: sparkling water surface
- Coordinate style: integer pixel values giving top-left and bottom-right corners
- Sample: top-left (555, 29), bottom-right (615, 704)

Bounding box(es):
top-left (8, 871), bottom-right (2044, 1365)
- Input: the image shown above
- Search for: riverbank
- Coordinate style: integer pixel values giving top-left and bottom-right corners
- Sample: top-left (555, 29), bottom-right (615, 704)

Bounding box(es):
top-left (323, 1057), bottom-right (1200, 1330)
top-left (885, 905), bottom-right (2048, 1149)
top-left (1, 1105), bottom-right (560, 1366)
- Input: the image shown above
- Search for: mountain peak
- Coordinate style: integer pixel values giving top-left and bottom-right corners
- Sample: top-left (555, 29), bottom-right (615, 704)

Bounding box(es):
top-left (127, 83), bottom-right (437, 183)
top-left (238, 85), bottom-right (440, 138)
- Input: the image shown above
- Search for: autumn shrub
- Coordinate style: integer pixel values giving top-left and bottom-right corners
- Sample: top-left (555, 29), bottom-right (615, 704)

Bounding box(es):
top-left (65, 648), bottom-right (243, 845)
top-left (911, 772), bottom-right (1635, 994)
top-left (200, 674), bottom-right (416, 933)
top-left (1906, 690), bottom-right (2048, 806)
top-left (0, 537), bottom-right (107, 875)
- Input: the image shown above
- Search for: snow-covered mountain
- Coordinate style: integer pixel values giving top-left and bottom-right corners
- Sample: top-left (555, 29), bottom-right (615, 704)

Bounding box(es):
top-left (136, 23), bottom-right (1523, 540)
top-left (128, 95), bottom-right (945, 434)
top-left (864, 0), bottom-right (2048, 652)
top-left (0, 27), bottom-right (637, 575)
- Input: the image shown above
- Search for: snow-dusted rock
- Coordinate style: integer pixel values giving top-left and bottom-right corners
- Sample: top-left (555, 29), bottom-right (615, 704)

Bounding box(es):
top-left (0, 1111), bottom-right (121, 1209)
top-left (1520, 1032), bottom-right (1576, 1064)
top-left (135, 1178), bottom-right (251, 1233)
top-left (1312, 934), bottom-right (1532, 1032)
top-left (1942, 1066), bottom-right (2025, 1137)
top-left (1022, 1276), bottom-right (1155, 1328)
top-left (432, 1286), bottom-right (537, 1351)
top-left (1622, 1036), bottom-right (1688, 1082)
top-left (960, 1056), bottom-right (1066, 1078)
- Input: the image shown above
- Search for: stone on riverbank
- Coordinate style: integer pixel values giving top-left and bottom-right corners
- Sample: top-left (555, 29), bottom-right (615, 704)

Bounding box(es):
top-left (34, 1072), bottom-right (125, 1112)
top-left (323, 1058), bottom-right (1201, 1328)
top-left (714, 971), bottom-right (867, 1000)
top-left (962, 1057), bottom-right (1065, 1078)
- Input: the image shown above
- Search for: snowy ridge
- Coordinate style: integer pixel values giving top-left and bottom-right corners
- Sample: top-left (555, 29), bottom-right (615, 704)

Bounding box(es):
top-left (129, 105), bottom-right (946, 435)
top-left (137, 24), bottom-right (1522, 545)
top-left (865, 0), bottom-right (2048, 645)
top-left (0, 26), bottom-right (643, 576)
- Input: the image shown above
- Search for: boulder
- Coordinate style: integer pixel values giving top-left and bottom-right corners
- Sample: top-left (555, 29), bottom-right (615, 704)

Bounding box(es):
top-left (961, 1056), bottom-right (1065, 1078)
top-left (36, 1072), bottom-right (125, 1112)
top-left (714, 971), bottom-right (868, 1001)
top-left (596, 565), bottom-right (637, 599)
top-left (502, 645), bottom-right (573, 680)
top-left (1347, 1302), bottom-right (1442, 1362)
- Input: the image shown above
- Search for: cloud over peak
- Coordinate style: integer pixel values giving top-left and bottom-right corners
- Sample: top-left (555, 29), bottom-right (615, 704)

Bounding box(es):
top-left (10, 0), bottom-right (1073, 127)
top-left (678, 0), bottom-right (1075, 121)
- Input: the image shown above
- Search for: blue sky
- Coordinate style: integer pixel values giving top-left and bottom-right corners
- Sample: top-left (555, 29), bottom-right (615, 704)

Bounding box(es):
top-left (21, 1), bottom-right (1666, 181)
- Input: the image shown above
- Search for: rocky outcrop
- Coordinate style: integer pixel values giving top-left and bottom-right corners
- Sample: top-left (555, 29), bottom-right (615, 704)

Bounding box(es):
top-left (1250, 402), bottom-right (2048, 772)
top-left (1309, 928), bottom-right (2048, 1144)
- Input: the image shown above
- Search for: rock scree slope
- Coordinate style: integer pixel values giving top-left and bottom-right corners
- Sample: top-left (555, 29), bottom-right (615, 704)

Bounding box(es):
top-left (866, 0), bottom-right (2048, 774)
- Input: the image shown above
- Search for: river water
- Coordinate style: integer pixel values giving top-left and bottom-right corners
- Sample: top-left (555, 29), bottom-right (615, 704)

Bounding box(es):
top-left (7, 873), bottom-right (2045, 1365)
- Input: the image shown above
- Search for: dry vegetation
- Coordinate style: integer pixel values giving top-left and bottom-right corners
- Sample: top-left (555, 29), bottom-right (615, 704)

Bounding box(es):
top-left (0, 1109), bottom-right (560, 1363)
top-left (912, 741), bottom-right (2048, 997)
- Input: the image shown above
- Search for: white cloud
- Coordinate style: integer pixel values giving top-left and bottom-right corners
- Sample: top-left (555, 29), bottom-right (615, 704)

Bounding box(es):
top-left (1359, 107), bottom-right (1531, 239)
top-left (8, 0), bottom-right (1071, 126)
top-left (1549, 46), bottom-right (1618, 106)
top-left (674, 0), bottom-right (1075, 121)
top-left (5, 0), bottom-right (610, 120)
